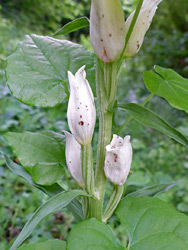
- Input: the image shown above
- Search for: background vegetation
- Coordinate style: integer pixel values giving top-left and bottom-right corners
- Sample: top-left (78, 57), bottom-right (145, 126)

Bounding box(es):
top-left (0, 0), bottom-right (188, 249)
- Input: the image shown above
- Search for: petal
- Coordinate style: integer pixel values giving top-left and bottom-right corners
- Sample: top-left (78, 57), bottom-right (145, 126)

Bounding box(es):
top-left (90, 0), bottom-right (126, 62)
top-left (63, 131), bottom-right (84, 187)
top-left (124, 0), bottom-right (162, 57)
top-left (67, 66), bottom-right (96, 145)
top-left (104, 134), bottom-right (133, 185)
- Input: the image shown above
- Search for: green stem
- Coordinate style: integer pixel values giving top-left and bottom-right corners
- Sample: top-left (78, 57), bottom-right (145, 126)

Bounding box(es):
top-left (104, 63), bottom-right (117, 108)
top-left (81, 143), bottom-right (95, 218)
top-left (102, 185), bottom-right (124, 223)
top-left (81, 143), bottom-right (94, 194)
top-left (115, 93), bottom-right (154, 134)
top-left (90, 59), bottom-right (117, 219)
top-left (141, 93), bottom-right (154, 106)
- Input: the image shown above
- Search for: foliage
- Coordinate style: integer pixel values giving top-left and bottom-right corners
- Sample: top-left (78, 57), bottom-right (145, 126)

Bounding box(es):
top-left (116, 196), bottom-right (188, 249)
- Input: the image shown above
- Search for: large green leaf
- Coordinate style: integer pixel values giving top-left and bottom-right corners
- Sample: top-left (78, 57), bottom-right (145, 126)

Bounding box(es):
top-left (4, 131), bottom-right (65, 185)
top-left (143, 65), bottom-right (188, 113)
top-left (54, 17), bottom-right (90, 36)
top-left (119, 103), bottom-right (188, 147)
top-left (4, 155), bottom-right (84, 222)
top-left (6, 34), bottom-right (95, 107)
top-left (67, 218), bottom-right (124, 250)
top-left (17, 239), bottom-right (66, 250)
top-left (116, 196), bottom-right (188, 250)
top-left (10, 190), bottom-right (89, 250)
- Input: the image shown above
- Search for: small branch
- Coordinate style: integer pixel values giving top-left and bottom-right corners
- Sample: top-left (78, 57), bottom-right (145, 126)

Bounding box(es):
top-left (102, 185), bottom-right (124, 223)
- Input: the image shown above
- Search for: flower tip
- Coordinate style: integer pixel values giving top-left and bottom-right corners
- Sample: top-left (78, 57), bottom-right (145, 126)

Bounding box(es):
top-left (79, 65), bottom-right (86, 71)
top-left (76, 65), bottom-right (86, 80)
top-left (62, 130), bottom-right (69, 136)
top-left (124, 135), bottom-right (131, 142)
top-left (67, 70), bottom-right (75, 82)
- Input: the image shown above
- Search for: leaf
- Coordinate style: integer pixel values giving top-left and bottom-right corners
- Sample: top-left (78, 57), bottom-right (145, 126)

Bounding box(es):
top-left (6, 34), bottom-right (95, 107)
top-left (54, 17), bottom-right (90, 36)
top-left (127, 181), bottom-right (179, 197)
top-left (17, 239), bottom-right (66, 250)
top-left (4, 155), bottom-right (84, 222)
top-left (116, 196), bottom-right (188, 250)
top-left (4, 155), bottom-right (63, 196)
top-left (10, 190), bottom-right (89, 250)
top-left (119, 103), bottom-right (188, 147)
top-left (32, 162), bottom-right (64, 186)
top-left (143, 65), bottom-right (188, 113)
top-left (4, 131), bottom-right (65, 185)
top-left (67, 218), bottom-right (124, 250)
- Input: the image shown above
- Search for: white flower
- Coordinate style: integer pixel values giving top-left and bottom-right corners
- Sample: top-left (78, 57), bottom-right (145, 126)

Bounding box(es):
top-left (90, 0), bottom-right (126, 62)
top-left (67, 66), bottom-right (96, 145)
top-left (124, 0), bottom-right (162, 57)
top-left (64, 131), bottom-right (84, 187)
top-left (104, 134), bottom-right (132, 185)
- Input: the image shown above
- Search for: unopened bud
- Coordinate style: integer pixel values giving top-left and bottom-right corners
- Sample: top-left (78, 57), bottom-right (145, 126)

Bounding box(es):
top-left (104, 134), bottom-right (132, 185)
top-left (90, 0), bottom-right (126, 62)
top-left (124, 0), bottom-right (162, 57)
top-left (67, 66), bottom-right (96, 145)
top-left (64, 131), bottom-right (84, 187)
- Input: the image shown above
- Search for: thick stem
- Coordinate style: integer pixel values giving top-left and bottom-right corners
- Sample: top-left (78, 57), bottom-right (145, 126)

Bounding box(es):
top-left (90, 59), bottom-right (117, 219)
top-left (90, 111), bottom-right (113, 219)
top-left (104, 63), bottom-right (117, 108)
top-left (102, 185), bottom-right (124, 223)
top-left (81, 143), bottom-right (95, 218)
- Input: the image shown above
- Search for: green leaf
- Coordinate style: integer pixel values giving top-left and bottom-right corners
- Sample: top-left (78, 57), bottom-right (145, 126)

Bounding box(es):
top-left (54, 17), bottom-right (90, 36)
top-left (119, 103), bottom-right (188, 147)
top-left (10, 190), bottom-right (89, 250)
top-left (116, 196), bottom-right (188, 250)
top-left (32, 162), bottom-right (64, 186)
top-left (6, 34), bottom-right (95, 107)
top-left (4, 155), bottom-right (84, 222)
top-left (127, 181), bottom-right (179, 197)
top-left (143, 65), bottom-right (188, 113)
top-left (4, 155), bottom-right (63, 196)
top-left (67, 218), bottom-right (124, 250)
top-left (17, 239), bottom-right (66, 250)
top-left (4, 131), bottom-right (65, 185)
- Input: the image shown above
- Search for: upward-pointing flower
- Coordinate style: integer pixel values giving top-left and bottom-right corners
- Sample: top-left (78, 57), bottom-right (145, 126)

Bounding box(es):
top-left (124, 0), bottom-right (162, 57)
top-left (67, 66), bottom-right (96, 145)
top-left (104, 134), bottom-right (132, 186)
top-left (90, 0), bottom-right (126, 62)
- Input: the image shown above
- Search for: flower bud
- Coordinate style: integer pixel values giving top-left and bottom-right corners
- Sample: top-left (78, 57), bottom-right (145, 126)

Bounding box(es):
top-left (90, 0), bottom-right (126, 62)
top-left (124, 0), bottom-right (162, 57)
top-left (67, 66), bottom-right (96, 145)
top-left (64, 131), bottom-right (84, 187)
top-left (104, 134), bottom-right (132, 186)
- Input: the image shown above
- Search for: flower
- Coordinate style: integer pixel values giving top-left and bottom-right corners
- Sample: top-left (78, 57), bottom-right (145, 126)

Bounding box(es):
top-left (90, 0), bottom-right (126, 62)
top-left (124, 0), bottom-right (162, 57)
top-left (64, 131), bottom-right (84, 187)
top-left (104, 134), bottom-right (132, 185)
top-left (67, 66), bottom-right (96, 145)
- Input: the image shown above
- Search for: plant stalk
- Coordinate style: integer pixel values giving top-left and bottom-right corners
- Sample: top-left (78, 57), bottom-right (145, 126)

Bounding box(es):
top-left (81, 143), bottom-right (95, 218)
top-left (102, 185), bottom-right (124, 223)
top-left (89, 59), bottom-right (117, 219)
